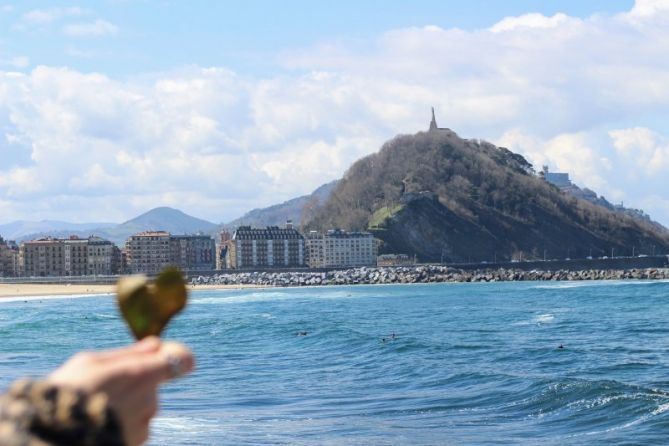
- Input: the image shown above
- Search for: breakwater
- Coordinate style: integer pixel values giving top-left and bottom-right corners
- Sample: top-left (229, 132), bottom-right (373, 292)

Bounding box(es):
top-left (190, 265), bottom-right (669, 287)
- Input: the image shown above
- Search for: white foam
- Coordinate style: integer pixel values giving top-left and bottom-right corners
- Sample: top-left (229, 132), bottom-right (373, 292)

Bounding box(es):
top-left (652, 402), bottom-right (669, 415)
top-left (0, 293), bottom-right (113, 304)
top-left (514, 313), bottom-right (555, 325)
top-left (189, 289), bottom-right (361, 306)
top-left (152, 415), bottom-right (219, 434)
top-left (533, 283), bottom-right (588, 289)
top-left (534, 313), bottom-right (555, 323)
top-left (533, 279), bottom-right (669, 290)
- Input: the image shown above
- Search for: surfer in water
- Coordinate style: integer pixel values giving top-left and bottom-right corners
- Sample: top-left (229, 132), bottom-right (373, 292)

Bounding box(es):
top-left (381, 333), bottom-right (398, 343)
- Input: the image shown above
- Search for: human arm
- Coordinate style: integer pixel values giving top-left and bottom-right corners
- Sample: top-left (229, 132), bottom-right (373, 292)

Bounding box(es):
top-left (0, 337), bottom-right (194, 446)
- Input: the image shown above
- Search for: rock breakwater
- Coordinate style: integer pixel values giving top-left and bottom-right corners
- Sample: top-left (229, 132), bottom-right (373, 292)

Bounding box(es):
top-left (190, 265), bottom-right (669, 287)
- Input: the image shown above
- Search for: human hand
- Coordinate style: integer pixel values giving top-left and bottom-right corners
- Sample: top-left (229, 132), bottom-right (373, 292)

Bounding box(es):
top-left (47, 337), bottom-right (194, 446)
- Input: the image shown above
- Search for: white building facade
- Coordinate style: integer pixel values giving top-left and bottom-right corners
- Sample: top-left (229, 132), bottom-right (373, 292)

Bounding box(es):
top-left (306, 230), bottom-right (376, 268)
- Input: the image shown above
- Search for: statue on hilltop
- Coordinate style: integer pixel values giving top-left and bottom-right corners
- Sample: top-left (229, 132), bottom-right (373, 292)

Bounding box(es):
top-left (428, 107), bottom-right (452, 134)
top-left (429, 107), bottom-right (438, 132)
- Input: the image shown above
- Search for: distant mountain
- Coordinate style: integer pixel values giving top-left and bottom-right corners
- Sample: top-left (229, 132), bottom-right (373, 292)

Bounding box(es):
top-left (0, 220), bottom-right (115, 241)
top-left (223, 181), bottom-right (337, 229)
top-left (6, 207), bottom-right (218, 246)
top-left (99, 207), bottom-right (218, 245)
top-left (118, 207), bottom-right (217, 234)
top-left (306, 127), bottom-right (669, 262)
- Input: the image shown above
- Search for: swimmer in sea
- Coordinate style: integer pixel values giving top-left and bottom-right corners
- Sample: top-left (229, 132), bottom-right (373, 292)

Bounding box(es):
top-left (297, 331), bottom-right (308, 336)
top-left (381, 333), bottom-right (396, 342)
top-left (558, 344), bottom-right (564, 349)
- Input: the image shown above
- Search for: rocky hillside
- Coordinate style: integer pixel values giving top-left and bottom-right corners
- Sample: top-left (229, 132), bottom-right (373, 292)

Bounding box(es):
top-left (306, 129), bottom-right (669, 262)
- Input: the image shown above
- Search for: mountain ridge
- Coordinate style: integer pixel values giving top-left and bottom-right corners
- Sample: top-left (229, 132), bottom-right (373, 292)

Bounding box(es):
top-left (0, 220), bottom-right (116, 241)
top-left (221, 180), bottom-right (337, 230)
top-left (3, 207), bottom-right (218, 246)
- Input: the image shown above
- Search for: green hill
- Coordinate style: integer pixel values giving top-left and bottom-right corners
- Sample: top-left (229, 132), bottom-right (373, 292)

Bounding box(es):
top-left (306, 128), bottom-right (669, 262)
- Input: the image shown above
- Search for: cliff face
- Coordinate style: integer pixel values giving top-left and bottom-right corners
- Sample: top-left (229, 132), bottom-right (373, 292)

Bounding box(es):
top-left (307, 130), bottom-right (669, 262)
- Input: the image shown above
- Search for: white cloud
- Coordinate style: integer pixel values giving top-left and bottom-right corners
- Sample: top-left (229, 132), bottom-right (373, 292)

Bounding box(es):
top-left (490, 13), bottom-right (572, 33)
top-left (1, 0), bottom-right (669, 226)
top-left (497, 130), bottom-right (614, 194)
top-left (629, 0), bottom-right (669, 16)
top-left (22, 7), bottom-right (84, 24)
top-left (609, 127), bottom-right (669, 174)
top-left (63, 19), bottom-right (118, 37)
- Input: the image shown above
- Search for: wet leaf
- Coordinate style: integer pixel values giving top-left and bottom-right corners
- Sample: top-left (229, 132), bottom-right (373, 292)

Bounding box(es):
top-left (116, 267), bottom-right (188, 339)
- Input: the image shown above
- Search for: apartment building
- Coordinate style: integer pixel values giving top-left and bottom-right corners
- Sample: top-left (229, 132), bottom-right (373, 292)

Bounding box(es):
top-left (217, 230), bottom-right (232, 270)
top-left (306, 230), bottom-right (376, 268)
top-left (126, 231), bottom-right (216, 274)
top-left (0, 237), bottom-right (19, 277)
top-left (87, 236), bottom-right (121, 276)
top-left (170, 234), bottom-right (216, 272)
top-left (125, 231), bottom-right (171, 274)
top-left (228, 223), bottom-right (305, 269)
top-left (21, 236), bottom-right (118, 277)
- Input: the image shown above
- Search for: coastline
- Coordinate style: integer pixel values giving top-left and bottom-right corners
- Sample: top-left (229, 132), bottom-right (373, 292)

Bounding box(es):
top-left (190, 265), bottom-right (669, 287)
top-left (3, 265), bottom-right (669, 298)
top-left (0, 283), bottom-right (262, 298)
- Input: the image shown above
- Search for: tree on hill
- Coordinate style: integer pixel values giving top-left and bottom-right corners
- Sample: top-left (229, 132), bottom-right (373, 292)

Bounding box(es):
top-left (306, 130), bottom-right (669, 262)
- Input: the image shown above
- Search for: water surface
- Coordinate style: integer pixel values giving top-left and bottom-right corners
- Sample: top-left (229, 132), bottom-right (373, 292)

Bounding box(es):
top-left (1, 281), bottom-right (669, 445)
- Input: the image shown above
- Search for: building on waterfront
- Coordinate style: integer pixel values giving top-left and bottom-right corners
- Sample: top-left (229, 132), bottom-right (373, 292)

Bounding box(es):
top-left (170, 234), bottom-right (216, 272)
top-left (227, 223), bottom-right (305, 269)
top-left (0, 237), bottom-right (19, 277)
top-left (217, 230), bottom-right (232, 270)
top-left (125, 231), bottom-right (171, 275)
top-left (306, 229), bottom-right (376, 268)
top-left (20, 236), bottom-right (119, 277)
top-left (125, 231), bottom-right (216, 274)
top-left (377, 253), bottom-right (415, 267)
top-left (87, 236), bottom-right (121, 276)
top-left (120, 249), bottom-right (129, 275)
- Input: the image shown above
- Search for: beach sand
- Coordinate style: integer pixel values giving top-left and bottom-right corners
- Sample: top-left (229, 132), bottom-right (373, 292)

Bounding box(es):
top-left (0, 283), bottom-right (262, 298)
top-left (0, 284), bottom-right (116, 298)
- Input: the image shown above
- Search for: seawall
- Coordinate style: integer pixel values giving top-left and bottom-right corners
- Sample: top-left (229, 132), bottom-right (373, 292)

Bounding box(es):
top-left (191, 264), bottom-right (669, 287)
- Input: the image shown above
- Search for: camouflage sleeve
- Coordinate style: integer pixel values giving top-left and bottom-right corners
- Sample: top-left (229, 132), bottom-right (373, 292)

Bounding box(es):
top-left (0, 379), bottom-right (124, 446)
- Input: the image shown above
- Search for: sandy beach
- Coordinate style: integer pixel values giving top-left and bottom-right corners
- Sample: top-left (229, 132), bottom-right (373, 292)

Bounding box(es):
top-left (0, 284), bottom-right (116, 298)
top-left (0, 283), bottom-right (261, 298)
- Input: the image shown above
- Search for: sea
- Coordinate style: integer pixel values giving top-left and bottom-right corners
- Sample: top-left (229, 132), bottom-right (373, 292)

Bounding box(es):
top-left (2, 281), bottom-right (669, 445)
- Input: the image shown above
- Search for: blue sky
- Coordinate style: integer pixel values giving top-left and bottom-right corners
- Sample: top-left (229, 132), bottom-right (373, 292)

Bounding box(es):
top-left (1, 1), bottom-right (634, 76)
top-left (1, 0), bottom-right (669, 227)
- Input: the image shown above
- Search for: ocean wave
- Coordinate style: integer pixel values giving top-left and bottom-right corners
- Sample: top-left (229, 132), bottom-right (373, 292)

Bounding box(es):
top-left (189, 289), bottom-right (363, 306)
top-left (512, 312), bottom-right (559, 326)
top-left (5, 281), bottom-right (669, 445)
top-left (532, 280), bottom-right (667, 290)
top-left (534, 313), bottom-right (555, 323)
top-left (0, 293), bottom-right (112, 304)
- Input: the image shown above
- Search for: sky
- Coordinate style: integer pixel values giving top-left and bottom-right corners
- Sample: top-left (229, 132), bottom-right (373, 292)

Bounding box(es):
top-left (2, 0), bottom-right (669, 227)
